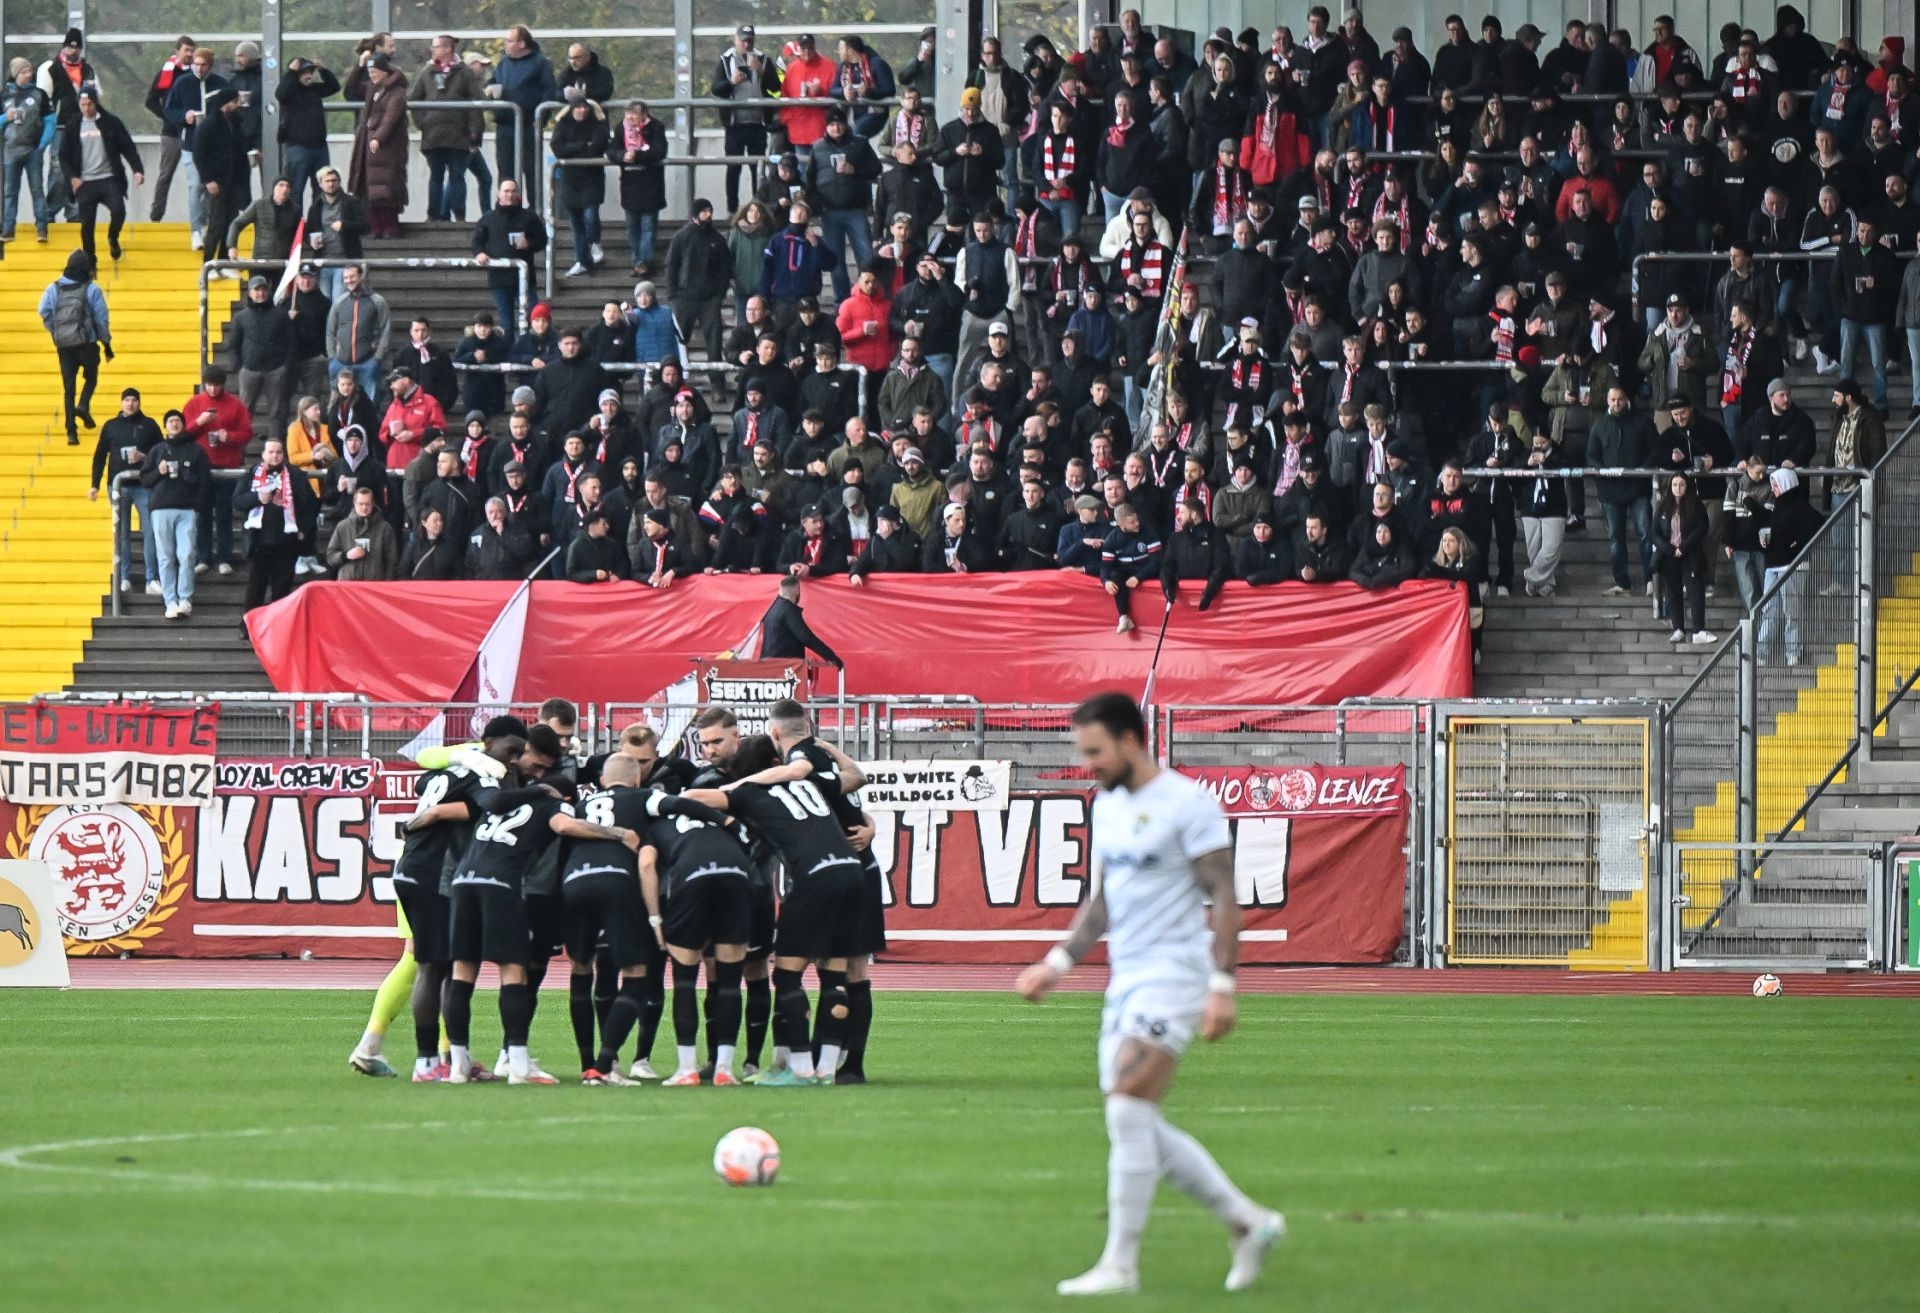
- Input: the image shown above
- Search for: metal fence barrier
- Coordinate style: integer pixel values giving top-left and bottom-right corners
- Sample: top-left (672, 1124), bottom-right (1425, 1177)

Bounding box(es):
top-left (1440, 707), bottom-right (1657, 969)
top-left (320, 99), bottom-right (526, 197)
top-left (1671, 842), bottom-right (1887, 968)
top-left (197, 255), bottom-right (530, 368)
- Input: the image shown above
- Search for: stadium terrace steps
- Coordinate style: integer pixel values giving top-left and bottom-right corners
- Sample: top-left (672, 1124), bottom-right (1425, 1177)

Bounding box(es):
top-left (0, 224), bottom-right (204, 699)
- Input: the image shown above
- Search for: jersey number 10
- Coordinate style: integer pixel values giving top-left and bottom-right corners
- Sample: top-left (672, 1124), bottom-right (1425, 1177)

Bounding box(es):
top-left (767, 779), bottom-right (832, 820)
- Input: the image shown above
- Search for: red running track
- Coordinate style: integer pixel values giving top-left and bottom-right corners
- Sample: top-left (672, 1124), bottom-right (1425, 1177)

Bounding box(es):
top-left (59, 959), bottom-right (1920, 996)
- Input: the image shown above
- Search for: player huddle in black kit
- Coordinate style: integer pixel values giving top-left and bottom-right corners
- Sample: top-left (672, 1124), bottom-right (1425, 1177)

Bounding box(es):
top-left (390, 697), bottom-right (883, 1088)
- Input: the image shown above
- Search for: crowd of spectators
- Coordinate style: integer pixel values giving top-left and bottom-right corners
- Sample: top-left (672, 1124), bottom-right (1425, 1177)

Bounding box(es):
top-left (53, 8), bottom-right (1904, 659)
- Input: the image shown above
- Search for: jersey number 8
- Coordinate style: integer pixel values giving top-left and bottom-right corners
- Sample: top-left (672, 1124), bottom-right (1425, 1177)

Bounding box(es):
top-left (767, 779), bottom-right (832, 820)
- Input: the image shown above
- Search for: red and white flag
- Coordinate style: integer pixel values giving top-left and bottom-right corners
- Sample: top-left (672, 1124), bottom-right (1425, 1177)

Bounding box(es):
top-left (272, 218), bottom-right (309, 303)
top-left (399, 579), bottom-right (533, 757)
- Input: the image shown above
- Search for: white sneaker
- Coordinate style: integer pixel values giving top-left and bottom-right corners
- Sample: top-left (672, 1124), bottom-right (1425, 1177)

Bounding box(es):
top-left (585, 1066), bottom-right (637, 1086)
top-left (189, 230), bottom-right (204, 251)
top-left (1691, 631), bottom-right (1717, 644)
top-left (628, 1058), bottom-right (661, 1080)
top-left (217, 562), bottom-right (233, 576)
top-left (1057, 1263), bottom-right (1140, 1297)
top-left (1669, 629), bottom-right (1685, 642)
top-left (1705, 586), bottom-right (1715, 598)
top-left (119, 577), bottom-right (130, 593)
top-left (1792, 336), bottom-right (1809, 363)
top-left (1495, 584), bottom-right (1510, 596)
top-left (1602, 585), bottom-right (1627, 597)
top-left (1813, 350), bottom-right (1839, 376)
top-left (1116, 616), bottom-right (1135, 634)
top-left (164, 603), bottom-right (180, 620)
top-left (193, 562), bottom-right (208, 575)
top-left (589, 242), bottom-right (604, 264)
top-left (177, 601), bottom-right (192, 617)
top-left (1225, 1211), bottom-right (1286, 1293)
top-left (294, 556), bottom-right (312, 576)
top-left (446, 1062), bottom-right (469, 1085)
top-left (564, 262), bottom-right (587, 278)
top-left (1645, 580), bottom-right (1655, 597)
top-left (144, 580), bottom-right (162, 596)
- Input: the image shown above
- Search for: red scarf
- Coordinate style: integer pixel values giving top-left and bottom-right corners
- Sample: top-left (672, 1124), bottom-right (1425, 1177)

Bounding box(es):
top-left (1118, 241), bottom-right (1167, 297)
top-left (1489, 311), bottom-right (1515, 363)
top-left (1721, 328), bottom-right (1754, 404)
top-left (1367, 102), bottom-right (1396, 151)
top-left (1826, 82), bottom-right (1851, 122)
top-left (1105, 119), bottom-right (1131, 148)
top-left (1212, 163), bottom-right (1246, 233)
top-left (1889, 92), bottom-right (1905, 136)
top-left (1729, 65), bottom-right (1763, 101)
top-left (1146, 446), bottom-right (1180, 486)
top-left (1042, 134), bottom-right (1077, 195)
top-left (1371, 193), bottom-right (1411, 250)
top-left (1014, 211), bottom-right (1041, 290)
top-left (461, 434), bottom-right (488, 480)
top-left (250, 462), bottom-right (297, 533)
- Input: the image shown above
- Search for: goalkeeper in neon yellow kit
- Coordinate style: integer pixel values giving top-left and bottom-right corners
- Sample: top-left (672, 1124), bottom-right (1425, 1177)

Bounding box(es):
top-left (347, 721), bottom-right (522, 1077)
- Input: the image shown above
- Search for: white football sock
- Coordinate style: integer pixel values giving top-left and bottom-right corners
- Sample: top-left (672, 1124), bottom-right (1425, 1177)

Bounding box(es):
top-left (676, 1045), bottom-right (698, 1074)
top-left (789, 1050), bottom-right (816, 1078)
top-left (1157, 1115), bottom-right (1263, 1231)
top-left (356, 1028), bottom-right (382, 1056)
top-left (449, 1044), bottom-right (471, 1075)
top-left (772, 1044), bottom-right (791, 1069)
top-left (817, 1043), bottom-right (842, 1078)
top-left (1100, 1095), bottom-right (1162, 1271)
top-left (716, 1044), bottom-right (737, 1074)
top-left (414, 1057), bottom-right (436, 1077)
top-left (507, 1044), bottom-right (531, 1080)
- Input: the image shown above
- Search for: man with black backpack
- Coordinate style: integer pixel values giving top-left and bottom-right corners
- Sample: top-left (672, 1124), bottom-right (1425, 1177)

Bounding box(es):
top-left (38, 248), bottom-right (112, 445)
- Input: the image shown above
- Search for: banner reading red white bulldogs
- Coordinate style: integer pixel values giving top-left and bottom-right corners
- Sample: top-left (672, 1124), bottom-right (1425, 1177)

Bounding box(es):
top-left (0, 703), bottom-right (218, 807)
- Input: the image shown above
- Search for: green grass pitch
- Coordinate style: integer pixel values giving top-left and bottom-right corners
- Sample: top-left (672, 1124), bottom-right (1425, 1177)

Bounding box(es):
top-left (1, 989), bottom-right (1916, 1312)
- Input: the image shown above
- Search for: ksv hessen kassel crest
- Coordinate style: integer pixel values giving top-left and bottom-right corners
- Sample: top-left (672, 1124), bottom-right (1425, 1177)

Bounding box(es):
top-left (17, 804), bottom-right (181, 950)
top-left (1245, 768), bottom-right (1318, 813)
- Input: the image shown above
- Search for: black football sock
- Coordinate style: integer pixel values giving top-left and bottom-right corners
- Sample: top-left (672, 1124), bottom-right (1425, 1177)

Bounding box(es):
top-left (632, 971), bottom-right (665, 1063)
top-left (843, 979), bottom-right (874, 1076)
top-left (703, 960), bottom-right (719, 1063)
top-left (812, 967), bottom-right (849, 1059)
top-left (711, 959), bottom-right (745, 1052)
top-left (745, 974), bottom-right (772, 1065)
top-left (568, 971), bottom-right (597, 1072)
top-left (771, 967), bottom-right (811, 1055)
top-left (592, 949), bottom-right (617, 1030)
top-left (498, 982), bottom-right (533, 1050)
top-left (595, 977), bottom-right (648, 1073)
top-left (412, 962), bottom-right (447, 1062)
top-left (524, 956), bottom-right (549, 1025)
top-left (443, 976), bottom-right (475, 1049)
top-left (671, 960), bottom-right (701, 1047)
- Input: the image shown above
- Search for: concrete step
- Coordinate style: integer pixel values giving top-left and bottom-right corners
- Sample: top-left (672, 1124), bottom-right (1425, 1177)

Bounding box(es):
top-left (1807, 804), bottom-right (1920, 836)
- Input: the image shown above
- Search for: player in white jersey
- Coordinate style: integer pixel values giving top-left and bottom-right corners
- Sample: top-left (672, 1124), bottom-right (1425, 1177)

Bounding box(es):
top-left (1017, 692), bottom-right (1284, 1296)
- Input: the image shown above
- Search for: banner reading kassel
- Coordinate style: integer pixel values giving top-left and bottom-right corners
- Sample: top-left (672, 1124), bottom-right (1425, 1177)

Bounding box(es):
top-left (0, 703), bottom-right (218, 807)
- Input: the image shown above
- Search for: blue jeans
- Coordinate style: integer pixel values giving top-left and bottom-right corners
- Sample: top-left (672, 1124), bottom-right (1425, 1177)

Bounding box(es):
top-left (1837, 317), bottom-right (1888, 410)
top-left (1039, 195), bottom-right (1082, 242)
top-left (1100, 188), bottom-right (1128, 224)
top-left (1602, 498), bottom-right (1653, 589)
top-left (1730, 548), bottom-right (1765, 611)
top-left (1758, 564), bottom-right (1803, 664)
top-left (425, 147), bottom-right (468, 221)
top-left (197, 478), bottom-right (234, 565)
top-left (466, 147), bottom-right (493, 203)
top-left (330, 355), bottom-right (381, 403)
top-left (117, 484), bottom-right (151, 589)
top-left (566, 205), bottom-right (601, 267)
top-left (1905, 327), bottom-right (1920, 408)
top-left (150, 506), bottom-right (197, 607)
top-left (3, 144), bottom-right (48, 234)
top-left (819, 207), bottom-right (874, 302)
top-left (626, 211), bottom-right (657, 268)
top-left (490, 286), bottom-right (519, 337)
top-left (283, 143), bottom-right (329, 208)
top-left (496, 117), bottom-right (538, 206)
top-left (925, 352), bottom-right (955, 399)
top-left (319, 266), bottom-right (347, 303)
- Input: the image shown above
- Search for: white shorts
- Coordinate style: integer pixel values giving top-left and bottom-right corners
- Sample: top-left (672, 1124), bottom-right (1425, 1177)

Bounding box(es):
top-left (1098, 975), bottom-right (1207, 1094)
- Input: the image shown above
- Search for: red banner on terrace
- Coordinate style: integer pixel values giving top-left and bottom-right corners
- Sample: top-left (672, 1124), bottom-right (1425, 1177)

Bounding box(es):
top-left (247, 575), bottom-right (1472, 709)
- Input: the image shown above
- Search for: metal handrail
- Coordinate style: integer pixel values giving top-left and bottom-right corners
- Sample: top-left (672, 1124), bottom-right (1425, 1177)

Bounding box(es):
top-left (198, 256), bottom-right (530, 367)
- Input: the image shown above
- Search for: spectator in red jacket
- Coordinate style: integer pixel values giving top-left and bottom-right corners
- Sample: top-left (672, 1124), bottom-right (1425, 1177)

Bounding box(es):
top-left (181, 365), bottom-right (252, 571)
top-left (779, 34), bottom-right (838, 156)
top-left (379, 364), bottom-right (447, 469)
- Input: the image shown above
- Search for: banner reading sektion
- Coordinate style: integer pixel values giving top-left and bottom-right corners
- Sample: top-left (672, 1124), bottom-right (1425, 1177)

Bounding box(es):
top-left (0, 703), bottom-right (218, 808)
top-left (0, 759), bottom-right (1406, 962)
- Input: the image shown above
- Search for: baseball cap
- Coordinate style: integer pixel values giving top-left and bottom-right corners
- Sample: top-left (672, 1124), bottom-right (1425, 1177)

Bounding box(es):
top-left (247, 275), bottom-right (269, 290)
top-left (503, 459), bottom-right (526, 474)
top-left (989, 321), bottom-right (1010, 336)
top-left (297, 262), bottom-right (318, 277)
top-left (386, 365), bottom-right (416, 382)
top-left (737, 22), bottom-right (755, 37)
top-left (1297, 195), bottom-right (1319, 210)
top-left (1665, 293), bottom-right (1686, 307)
top-left (876, 504), bottom-right (901, 522)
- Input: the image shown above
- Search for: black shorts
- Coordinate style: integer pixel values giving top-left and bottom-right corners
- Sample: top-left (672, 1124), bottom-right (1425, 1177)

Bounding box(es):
top-left (562, 875), bottom-right (655, 971)
top-left (747, 872), bottom-right (776, 962)
top-left (524, 891), bottom-right (565, 962)
top-left (393, 874), bottom-right (453, 965)
top-left (848, 851), bottom-right (888, 957)
top-left (663, 872), bottom-right (754, 953)
top-left (450, 880), bottom-right (529, 966)
top-left (773, 861), bottom-right (864, 962)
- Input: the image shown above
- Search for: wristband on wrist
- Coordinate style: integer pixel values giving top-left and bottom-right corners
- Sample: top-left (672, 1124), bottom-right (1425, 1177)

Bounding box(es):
top-left (1044, 946), bottom-right (1074, 974)
top-left (648, 915), bottom-right (663, 926)
top-left (1208, 971), bottom-right (1236, 996)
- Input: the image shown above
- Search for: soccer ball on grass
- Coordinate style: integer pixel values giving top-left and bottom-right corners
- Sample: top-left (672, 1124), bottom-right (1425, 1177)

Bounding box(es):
top-left (714, 1126), bottom-right (781, 1187)
top-left (1752, 973), bottom-right (1784, 998)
